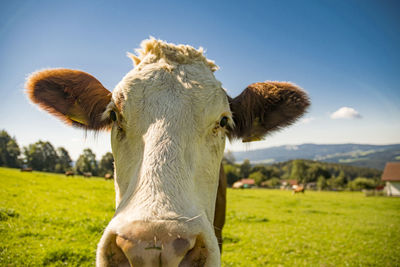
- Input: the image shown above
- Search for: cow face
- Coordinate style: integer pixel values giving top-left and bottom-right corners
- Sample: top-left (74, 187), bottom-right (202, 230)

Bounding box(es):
top-left (26, 39), bottom-right (309, 267)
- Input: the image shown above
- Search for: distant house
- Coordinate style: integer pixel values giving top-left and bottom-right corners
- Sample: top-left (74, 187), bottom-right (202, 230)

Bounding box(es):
top-left (280, 179), bottom-right (298, 190)
top-left (382, 162), bottom-right (400, 197)
top-left (232, 178), bottom-right (255, 189)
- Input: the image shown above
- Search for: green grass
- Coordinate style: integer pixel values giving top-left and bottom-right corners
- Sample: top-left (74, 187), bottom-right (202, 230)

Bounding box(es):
top-left (222, 190), bottom-right (400, 266)
top-left (1, 167), bottom-right (399, 266)
top-left (0, 168), bottom-right (115, 266)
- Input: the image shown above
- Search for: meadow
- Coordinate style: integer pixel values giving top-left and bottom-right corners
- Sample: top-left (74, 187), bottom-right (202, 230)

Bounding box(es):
top-left (1, 167), bottom-right (399, 266)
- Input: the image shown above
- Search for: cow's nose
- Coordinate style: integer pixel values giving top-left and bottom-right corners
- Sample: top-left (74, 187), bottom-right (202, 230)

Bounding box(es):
top-left (116, 235), bottom-right (196, 266)
top-left (112, 221), bottom-right (208, 267)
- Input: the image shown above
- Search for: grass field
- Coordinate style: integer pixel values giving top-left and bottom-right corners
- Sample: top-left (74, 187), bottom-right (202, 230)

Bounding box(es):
top-left (1, 167), bottom-right (399, 266)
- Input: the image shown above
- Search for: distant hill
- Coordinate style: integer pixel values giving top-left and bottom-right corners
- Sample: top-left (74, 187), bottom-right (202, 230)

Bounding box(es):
top-left (232, 144), bottom-right (400, 170)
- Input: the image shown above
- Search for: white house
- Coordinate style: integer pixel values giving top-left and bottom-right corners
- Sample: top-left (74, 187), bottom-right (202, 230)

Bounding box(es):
top-left (232, 179), bottom-right (255, 189)
top-left (382, 162), bottom-right (400, 197)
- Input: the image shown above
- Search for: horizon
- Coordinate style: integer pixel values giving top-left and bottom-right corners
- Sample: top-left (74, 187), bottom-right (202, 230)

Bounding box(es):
top-left (3, 125), bottom-right (399, 161)
top-left (1, 0), bottom-right (399, 160)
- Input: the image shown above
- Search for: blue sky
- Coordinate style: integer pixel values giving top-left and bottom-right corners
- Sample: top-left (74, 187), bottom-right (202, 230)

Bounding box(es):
top-left (1, 0), bottom-right (399, 160)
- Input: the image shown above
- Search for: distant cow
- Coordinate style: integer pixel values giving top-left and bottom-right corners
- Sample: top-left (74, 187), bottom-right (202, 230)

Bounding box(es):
top-left (20, 167), bottom-right (32, 172)
top-left (25, 38), bottom-right (309, 266)
top-left (293, 185), bottom-right (305, 194)
top-left (104, 173), bottom-right (113, 180)
top-left (83, 172), bottom-right (92, 178)
top-left (232, 181), bottom-right (244, 189)
top-left (65, 171), bottom-right (74, 176)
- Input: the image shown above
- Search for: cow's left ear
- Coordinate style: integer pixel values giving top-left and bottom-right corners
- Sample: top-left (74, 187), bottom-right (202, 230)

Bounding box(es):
top-left (228, 82), bottom-right (310, 142)
top-left (26, 69), bottom-right (113, 130)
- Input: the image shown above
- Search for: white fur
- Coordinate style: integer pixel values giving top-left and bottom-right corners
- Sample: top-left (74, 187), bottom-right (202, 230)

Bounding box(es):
top-left (97, 39), bottom-right (231, 266)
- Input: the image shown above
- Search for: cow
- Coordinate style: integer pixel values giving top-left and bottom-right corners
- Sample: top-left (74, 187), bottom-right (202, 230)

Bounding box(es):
top-left (83, 172), bottom-right (92, 178)
top-left (293, 185), bottom-right (305, 194)
top-left (25, 38), bottom-right (309, 267)
top-left (104, 173), bottom-right (113, 180)
top-left (20, 167), bottom-right (32, 172)
top-left (65, 171), bottom-right (74, 176)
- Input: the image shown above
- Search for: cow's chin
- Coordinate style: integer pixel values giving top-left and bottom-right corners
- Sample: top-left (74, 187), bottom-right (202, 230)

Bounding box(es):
top-left (96, 219), bottom-right (220, 267)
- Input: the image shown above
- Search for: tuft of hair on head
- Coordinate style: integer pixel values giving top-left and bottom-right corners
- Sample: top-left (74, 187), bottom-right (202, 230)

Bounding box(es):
top-left (25, 68), bottom-right (113, 131)
top-left (127, 37), bottom-right (219, 72)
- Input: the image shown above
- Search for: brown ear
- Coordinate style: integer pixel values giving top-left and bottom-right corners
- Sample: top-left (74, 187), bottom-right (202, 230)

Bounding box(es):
top-left (26, 69), bottom-right (112, 130)
top-left (228, 82), bottom-right (310, 142)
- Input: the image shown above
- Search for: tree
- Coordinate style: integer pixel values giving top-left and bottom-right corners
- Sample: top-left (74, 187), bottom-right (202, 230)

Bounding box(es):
top-left (251, 165), bottom-right (267, 177)
top-left (307, 164), bottom-right (330, 182)
top-left (24, 141), bottom-right (58, 171)
top-left (317, 176), bottom-right (327, 190)
top-left (240, 159), bottom-right (251, 178)
top-left (7, 139), bottom-right (21, 168)
top-left (55, 147), bottom-right (72, 173)
top-left (75, 148), bottom-right (98, 175)
top-left (224, 164), bottom-right (240, 186)
top-left (0, 130), bottom-right (21, 168)
top-left (222, 150), bottom-right (236, 165)
top-left (99, 152), bottom-right (114, 176)
top-left (290, 160), bottom-right (308, 184)
top-left (263, 177), bottom-right (281, 188)
top-left (257, 165), bottom-right (281, 180)
top-left (249, 171), bottom-right (266, 186)
top-left (330, 171), bottom-right (346, 190)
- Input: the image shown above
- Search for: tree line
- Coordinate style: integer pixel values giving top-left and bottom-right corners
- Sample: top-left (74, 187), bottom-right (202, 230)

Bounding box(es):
top-left (223, 152), bottom-right (383, 191)
top-left (1, 129), bottom-right (383, 189)
top-left (0, 130), bottom-right (113, 176)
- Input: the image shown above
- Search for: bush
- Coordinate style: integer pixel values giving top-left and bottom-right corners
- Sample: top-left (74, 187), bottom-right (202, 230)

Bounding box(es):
top-left (249, 171), bottom-right (266, 186)
top-left (348, 177), bottom-right (376, 191)
top-left (262, 178), bottom-right (281, 188)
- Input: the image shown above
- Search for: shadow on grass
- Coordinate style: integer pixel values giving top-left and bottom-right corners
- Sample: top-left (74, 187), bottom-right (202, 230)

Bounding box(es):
top-left (0, 208), bottom-right (19, 221)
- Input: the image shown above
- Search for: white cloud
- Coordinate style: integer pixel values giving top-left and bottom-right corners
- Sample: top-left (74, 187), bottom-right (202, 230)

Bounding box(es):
top-left (300, 117), bottom-right (315, 124)
top-left (330, 107), bottom-right (362, 119)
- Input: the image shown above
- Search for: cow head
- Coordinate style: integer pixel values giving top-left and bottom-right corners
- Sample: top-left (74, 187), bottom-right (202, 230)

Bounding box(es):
top-left (26, 39), bottom-right (309, 267)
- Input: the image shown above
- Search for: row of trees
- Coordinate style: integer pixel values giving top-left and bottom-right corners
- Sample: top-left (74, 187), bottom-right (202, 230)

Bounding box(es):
top-left (0, 130), bottom-right (113, 176)
top-left (223, 154), bottom-right (382, 191)
top-left (1, 129), bottom-right (383, 189)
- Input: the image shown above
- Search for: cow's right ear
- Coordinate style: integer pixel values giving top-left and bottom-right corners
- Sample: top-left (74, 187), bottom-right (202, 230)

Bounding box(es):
top-left (26, 69), bottom-right (113, 130)
top-left (228, 82), bottom-right (310, 142)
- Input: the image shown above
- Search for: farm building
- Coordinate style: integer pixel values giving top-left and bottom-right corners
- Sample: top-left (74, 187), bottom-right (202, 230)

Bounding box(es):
top-left (382, 162), bottom-right (400, 197)
top-left (233, 178), bottom-right (255, 189)
top-left (280, 179), bottom-right (298, 190)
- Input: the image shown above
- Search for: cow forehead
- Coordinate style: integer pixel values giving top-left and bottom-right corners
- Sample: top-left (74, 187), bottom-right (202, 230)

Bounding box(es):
top-left (111, 39), bottom-right (228, 122)
top-left (113, 69), bottom-right (229, 136)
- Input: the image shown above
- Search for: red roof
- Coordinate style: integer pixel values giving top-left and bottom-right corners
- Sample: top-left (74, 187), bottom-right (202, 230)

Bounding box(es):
top-left (286, 179), bottom-right (298, 185)
top-left (382, 162), bottom-right (400, 181)
top-left (240, 179), bottom-right (255, 185)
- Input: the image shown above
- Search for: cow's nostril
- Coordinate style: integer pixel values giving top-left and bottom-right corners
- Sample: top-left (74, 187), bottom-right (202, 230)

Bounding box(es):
top-left (179, 236), bottom-right (207, 267)
top-left (103, 234), bottom-right (130, 267)
top-left (173, 238), bottom-right (191, 256)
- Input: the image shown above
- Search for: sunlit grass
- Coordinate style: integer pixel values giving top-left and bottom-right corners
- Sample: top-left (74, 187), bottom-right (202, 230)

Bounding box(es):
top-left (1, 167), bottom-right (399, 266)
top-left (0, 168), bottom-right (115, 266)
top-left (222, 189), bottom-right (400, 266)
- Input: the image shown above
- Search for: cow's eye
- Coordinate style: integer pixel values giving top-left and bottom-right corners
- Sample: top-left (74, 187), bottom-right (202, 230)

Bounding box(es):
top-left (110, 110), bottom-right (117, 121)
top-left (220, 116), bottom-right (228, 127)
